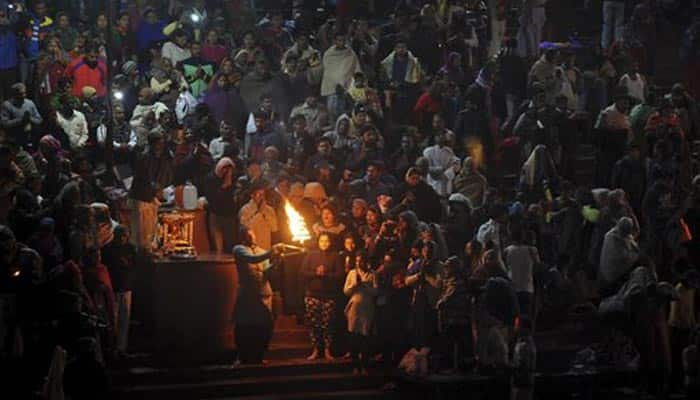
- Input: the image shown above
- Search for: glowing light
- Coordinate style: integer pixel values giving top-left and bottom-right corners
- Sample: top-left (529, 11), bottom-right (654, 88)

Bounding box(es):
top-left (12, 270), bottom-right (20, 277)
top-left (284, 201), bottom-right (311, 243)
top-left (114, 91), bottom-right (124, 101)
top-left (191, 14), bottom-right (200, 23)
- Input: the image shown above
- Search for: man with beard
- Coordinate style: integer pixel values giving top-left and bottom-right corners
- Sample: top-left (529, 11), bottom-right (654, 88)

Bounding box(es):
top-left (65, 45), bottom-right (107, 98)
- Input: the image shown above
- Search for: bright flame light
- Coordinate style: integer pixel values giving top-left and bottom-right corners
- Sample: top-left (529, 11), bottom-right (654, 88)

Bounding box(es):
top-left (284, 201), bottom-right (311, 243)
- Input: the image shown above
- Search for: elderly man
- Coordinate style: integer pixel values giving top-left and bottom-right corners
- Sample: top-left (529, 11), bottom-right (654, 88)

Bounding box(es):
top-left (0, 83), bottom-right (43, 149)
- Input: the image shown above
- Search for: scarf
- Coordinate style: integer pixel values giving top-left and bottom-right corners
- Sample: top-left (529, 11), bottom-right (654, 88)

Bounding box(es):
top-left (347, 78), bottom-right (368, 104)
top-left (454, 157), bottom-right (487, 207)
top-left (521, 145), bottom-right (556, 187)
top-left (215, 157), bottom-right (234, 188)
top-left (320, 45), bottom-right (360, 96)
top-left (380, 50), bottom-right (422, 84)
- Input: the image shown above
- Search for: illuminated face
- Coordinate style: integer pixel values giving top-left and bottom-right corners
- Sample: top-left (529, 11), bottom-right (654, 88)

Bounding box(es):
top-left (321, 208), bottom-right (335, 227)
top-left (406, 172), bottom-right (419, 186)
top-left (251, 189), bottom-right (265, 204)
top-left (366, 210), bottom-right (378, 225)
top-left (355, 254), bottom-right (365, 269)
top-left (97, 14), bottom-right (108, 29)
top-left (351, 201), bottom-right (365, 218)
top-left (344, 237), bottom-right (356, 252)
top-left (318, 235), bottom-right (331, 251)
top-left (317, 141), bottom-right (331, 156)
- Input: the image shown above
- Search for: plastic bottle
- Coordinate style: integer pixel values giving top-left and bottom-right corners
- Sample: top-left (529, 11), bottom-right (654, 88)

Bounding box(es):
top-left (183, 181), bottom-right (198, 210)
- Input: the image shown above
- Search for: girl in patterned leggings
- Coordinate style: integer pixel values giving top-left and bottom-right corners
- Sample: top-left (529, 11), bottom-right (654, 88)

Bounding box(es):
top-left (302, 233), bottom-right (342, 360)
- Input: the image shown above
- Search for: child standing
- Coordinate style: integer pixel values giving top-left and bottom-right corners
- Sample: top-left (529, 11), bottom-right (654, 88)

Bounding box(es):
top-left (343, 251), bottom-right (378, 375)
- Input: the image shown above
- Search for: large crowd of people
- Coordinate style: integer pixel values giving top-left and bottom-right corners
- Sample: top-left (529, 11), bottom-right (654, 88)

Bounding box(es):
top-left (0, 0), bottom-right (699, 398)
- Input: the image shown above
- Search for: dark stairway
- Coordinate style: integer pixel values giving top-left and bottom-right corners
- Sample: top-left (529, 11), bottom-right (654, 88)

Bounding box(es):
top-left (111, 315), bottom-right (390, 400)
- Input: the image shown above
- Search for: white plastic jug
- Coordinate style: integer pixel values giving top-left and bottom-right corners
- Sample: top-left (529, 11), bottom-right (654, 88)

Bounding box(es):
top-left (183, 181), bottom-right (198, 210)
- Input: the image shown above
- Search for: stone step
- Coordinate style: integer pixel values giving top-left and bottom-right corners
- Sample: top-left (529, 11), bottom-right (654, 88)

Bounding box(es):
top-left (115, 371), bottom-right (387, 400)
top-left (270, 328), bottom-right (310, 344)
top-left (113, 358), bottom-right (354, 387)
top-left (207, 389), bottom-right (390, 400)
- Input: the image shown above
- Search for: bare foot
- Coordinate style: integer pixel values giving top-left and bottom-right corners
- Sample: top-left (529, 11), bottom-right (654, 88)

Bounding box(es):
top-left (306, 349), bottom-right (320, 361)
top-left (324, 348), bottom-right (335, 360)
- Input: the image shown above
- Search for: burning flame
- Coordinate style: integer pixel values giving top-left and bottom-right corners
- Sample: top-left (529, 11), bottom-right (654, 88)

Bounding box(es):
top-left (284, 201), bottom-right (311, 243)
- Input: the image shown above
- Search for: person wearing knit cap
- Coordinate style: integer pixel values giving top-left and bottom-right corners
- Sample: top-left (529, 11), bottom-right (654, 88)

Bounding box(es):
top-left (121, 60), bottom-right (137, 76)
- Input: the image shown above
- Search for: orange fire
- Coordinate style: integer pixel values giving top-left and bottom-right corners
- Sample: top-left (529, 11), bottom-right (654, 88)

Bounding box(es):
top-left (284, 201), bottom-right (311, 243)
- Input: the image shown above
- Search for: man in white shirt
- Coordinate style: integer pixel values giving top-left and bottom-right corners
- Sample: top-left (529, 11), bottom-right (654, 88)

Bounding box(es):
top-left (56, 101), bottom-right (89, 150)
top-left (238, 184), bottom-right (278, 251)
top-left (423, 131), bottom-right (460, 197)
top-left (209, 120), bottom-right (238, 161)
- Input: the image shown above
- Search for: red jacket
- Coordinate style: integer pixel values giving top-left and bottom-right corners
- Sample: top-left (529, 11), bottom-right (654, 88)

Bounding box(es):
top-left (65, 57), bottom-right (108, 98)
